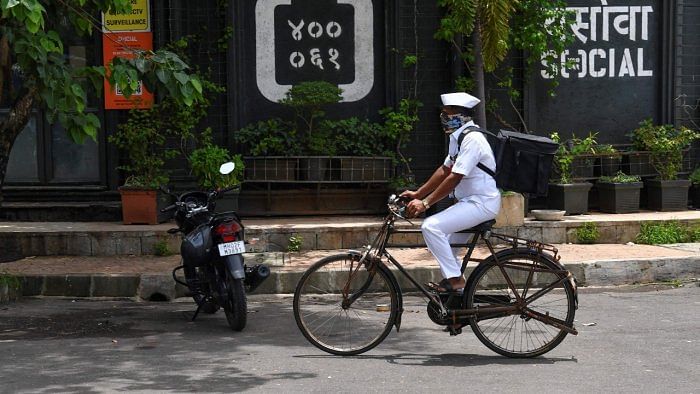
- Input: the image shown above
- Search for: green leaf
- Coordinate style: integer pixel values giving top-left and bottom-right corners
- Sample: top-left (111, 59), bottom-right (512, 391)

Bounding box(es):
top-left (174, 71), bottom-right (188, 85)
top-left (190, 76), bottom-right (202, 94)
top-left (4, 0), bottom-right (21, 8)
top-left (155, 67), bottom-right (169, 84)
top-left (134, 57), bottom-right (147, 73)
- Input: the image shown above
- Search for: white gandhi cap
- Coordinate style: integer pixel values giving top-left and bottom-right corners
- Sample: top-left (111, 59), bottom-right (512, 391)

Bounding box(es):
top-left (440, 92), bottom-right (480, 109)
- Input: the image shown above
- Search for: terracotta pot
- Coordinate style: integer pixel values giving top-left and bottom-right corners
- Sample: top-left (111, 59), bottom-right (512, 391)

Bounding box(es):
top-left (119, 188), bottom-right (170, 225)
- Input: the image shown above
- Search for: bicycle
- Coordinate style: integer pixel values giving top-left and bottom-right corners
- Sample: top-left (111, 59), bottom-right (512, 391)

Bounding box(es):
top-left (293, 195), bottom-right (579, 357)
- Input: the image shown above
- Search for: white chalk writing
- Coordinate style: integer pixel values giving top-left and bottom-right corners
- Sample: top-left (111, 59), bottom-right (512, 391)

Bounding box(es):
top-left (542, 1), bottom-right (654, 80)
top-left (287, 19), bottom-right (344, 71)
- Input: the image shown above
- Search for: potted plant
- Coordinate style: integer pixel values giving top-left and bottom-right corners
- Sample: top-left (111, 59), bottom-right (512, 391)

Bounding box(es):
top-left (631, 119), bottom-right (699, 211)
top-left (109, 109), bottom-right (177, 224)
top-left (322, 117), bottom-right (390, 181)
top-left (280, 81), bottom-right (342, 181)
top-left (189, 132), bottom-right (245, 212)
top-left (547, 132), bottom-right (593, 215)
top-left (690, 167), bottom-right (700, 209)
top-left (596, 171), bottom-right (643, 213)
top-left (232, 118), bottom-right (301, 181)
top-left (569, 132), bottom-right (599, 180)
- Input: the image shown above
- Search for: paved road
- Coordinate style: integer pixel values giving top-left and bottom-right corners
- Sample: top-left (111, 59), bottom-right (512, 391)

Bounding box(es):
top-left (1, 284), bottom-right (698, 393)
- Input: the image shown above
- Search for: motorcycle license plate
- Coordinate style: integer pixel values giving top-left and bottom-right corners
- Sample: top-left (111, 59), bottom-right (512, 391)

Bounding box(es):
top-left (218, 241), bottom-right (245, 256)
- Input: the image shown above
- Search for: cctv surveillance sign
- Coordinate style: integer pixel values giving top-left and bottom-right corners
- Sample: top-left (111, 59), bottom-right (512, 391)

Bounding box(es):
top-left (255, 0), bottom-right (374, 103)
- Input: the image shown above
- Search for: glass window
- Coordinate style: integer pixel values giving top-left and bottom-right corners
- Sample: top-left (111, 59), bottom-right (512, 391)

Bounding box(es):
top-left (5, 116), bottom-right (39, 182)
top-left (50, 122), bottom-right (100, 183)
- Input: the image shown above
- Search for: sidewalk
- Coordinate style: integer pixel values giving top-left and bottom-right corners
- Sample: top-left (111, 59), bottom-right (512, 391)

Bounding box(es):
top-left (2, 242), bottom-right (698, 301)
top-left (1, 211), bottom-right (699, 300)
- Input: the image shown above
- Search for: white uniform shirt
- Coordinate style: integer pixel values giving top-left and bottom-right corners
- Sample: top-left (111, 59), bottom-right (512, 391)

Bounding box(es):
top-left (442, 121), bottom-right (500, 215)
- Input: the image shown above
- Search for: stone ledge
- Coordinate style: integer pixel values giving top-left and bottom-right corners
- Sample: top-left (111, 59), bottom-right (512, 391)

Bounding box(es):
top-left (10, 257), bottom-right (699, 299)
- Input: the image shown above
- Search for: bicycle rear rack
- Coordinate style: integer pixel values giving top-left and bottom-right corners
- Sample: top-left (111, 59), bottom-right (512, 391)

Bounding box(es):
top-left (489, 232), bottom-right (561, 262)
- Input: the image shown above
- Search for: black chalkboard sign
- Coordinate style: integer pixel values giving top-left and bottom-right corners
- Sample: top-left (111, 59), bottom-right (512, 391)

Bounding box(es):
top-left (274, 2), bottom-right (355, 85)
top-left (234, 0), bottom-right (385, 127)
top-left (529, 0), bottom-right (661, 143)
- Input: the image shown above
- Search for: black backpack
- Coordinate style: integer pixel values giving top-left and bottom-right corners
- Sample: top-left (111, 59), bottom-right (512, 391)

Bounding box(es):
top-left (453, 127), bottom-right (559, 196)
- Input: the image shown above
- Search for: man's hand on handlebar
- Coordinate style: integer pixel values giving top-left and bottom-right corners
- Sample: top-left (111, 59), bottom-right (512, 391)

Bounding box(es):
top-left (406, 198), bottom-right (427, 218)
top-left (399, 190), bottom-right (418, 200)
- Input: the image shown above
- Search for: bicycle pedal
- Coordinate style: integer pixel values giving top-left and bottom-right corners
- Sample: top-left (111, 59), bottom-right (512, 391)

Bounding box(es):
top-left (449, 326), bottom-right (462, 336)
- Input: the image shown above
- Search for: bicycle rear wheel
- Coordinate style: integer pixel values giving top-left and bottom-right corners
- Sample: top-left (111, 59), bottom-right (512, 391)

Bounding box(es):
top-left (293, 253), bottom-right (398, 356)
top-left (466, 250), bottom-right (576, 358)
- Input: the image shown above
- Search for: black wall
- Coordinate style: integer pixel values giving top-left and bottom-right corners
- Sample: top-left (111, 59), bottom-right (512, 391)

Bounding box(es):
top-left (528, 0), bottom-right (665, 143)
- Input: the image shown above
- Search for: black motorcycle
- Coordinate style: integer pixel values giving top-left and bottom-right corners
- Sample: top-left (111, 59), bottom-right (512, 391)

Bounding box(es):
top-left (160, 162), bottom-right (269, 331)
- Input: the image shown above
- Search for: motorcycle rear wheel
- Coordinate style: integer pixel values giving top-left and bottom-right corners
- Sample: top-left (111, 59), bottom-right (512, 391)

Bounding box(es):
top-left (224, 272), bottom-right (247, 331)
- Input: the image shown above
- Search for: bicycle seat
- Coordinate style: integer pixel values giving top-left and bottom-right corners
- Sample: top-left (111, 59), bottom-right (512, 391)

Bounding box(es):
top-left (458, 219), bottom-right (496, 233)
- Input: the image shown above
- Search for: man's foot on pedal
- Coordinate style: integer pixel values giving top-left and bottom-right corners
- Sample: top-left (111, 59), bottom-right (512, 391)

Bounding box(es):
top-left (427, 277), bottom-right (466, 293)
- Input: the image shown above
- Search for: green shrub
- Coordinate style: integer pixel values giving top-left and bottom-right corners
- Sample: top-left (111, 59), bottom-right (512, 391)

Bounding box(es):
top-left (598, 171), bottom-right (641, 184)
top-left (320, 117), bottom-right (386, 156)
top-left (550, 132), bottom-right (606, 184)
top-left (153, 240), bottom-right (173, 256)
top-left (631, 119), bottom-right (699, 180)
top-left (287, 235), bottom-right (303, 252)
top-left (687, 226), bottom-right (700, 242)
top-left (232, 118), bottom-right (301, 156)
top-left (0, 274), bottom-right (21, 291)
top-left (280, 81), bottom-right (342, 139)
top-left (575, 222), bottom-right (599, 244)
top-left (636, 221), bottom-right (692, 244)
top-left (189, 144), bottom-right (244, 189)
top-left (690, 168), bottom-right (700, 186)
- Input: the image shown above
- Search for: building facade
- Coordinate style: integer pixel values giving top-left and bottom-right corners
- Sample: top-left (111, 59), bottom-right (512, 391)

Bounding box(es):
top-left (2, 0), bottom-right (699, 219)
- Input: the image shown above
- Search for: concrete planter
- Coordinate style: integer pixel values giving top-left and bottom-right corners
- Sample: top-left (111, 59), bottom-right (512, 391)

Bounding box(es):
top-left (596, 182), bottom-right (643, 213)
top-left (691, 184), bottom-right (700, 209)
top-left (214, 188), bottom-right (241, 213)
top-left (495, 193), bottom-right (525, 227)
top-left (547, 182), bottom-right (593, 215)
top-left (645, 179), bottom-right (691, 211)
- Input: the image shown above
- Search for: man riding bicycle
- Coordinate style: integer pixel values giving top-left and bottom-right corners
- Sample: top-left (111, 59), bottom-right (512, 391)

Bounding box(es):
top-left (402, 92), bottom-right (500, 294)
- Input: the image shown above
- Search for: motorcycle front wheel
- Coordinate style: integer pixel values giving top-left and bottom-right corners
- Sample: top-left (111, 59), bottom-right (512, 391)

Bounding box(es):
top-left (223, 270), bottom-right (247, 331)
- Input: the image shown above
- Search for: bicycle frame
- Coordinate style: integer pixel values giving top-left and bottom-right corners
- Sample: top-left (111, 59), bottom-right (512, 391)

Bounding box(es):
top-left (347, 212), bottom-right (578, 335)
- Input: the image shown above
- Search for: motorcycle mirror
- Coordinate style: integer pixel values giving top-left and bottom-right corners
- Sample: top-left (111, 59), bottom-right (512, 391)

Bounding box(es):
top-left (219, 162), bottom-right (235, 175)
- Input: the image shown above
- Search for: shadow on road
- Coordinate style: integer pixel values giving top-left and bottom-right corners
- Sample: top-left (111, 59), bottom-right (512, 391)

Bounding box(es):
top-left (294, 352), bottom-right (577, 367)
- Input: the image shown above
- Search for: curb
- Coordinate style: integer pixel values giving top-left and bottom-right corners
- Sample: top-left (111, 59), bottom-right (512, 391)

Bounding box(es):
top-left (3, 256), bottom-right (699, 301)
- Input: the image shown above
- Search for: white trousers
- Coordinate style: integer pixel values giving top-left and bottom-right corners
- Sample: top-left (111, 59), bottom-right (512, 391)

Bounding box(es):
top-left (421, 200), bottom-right (498, 278)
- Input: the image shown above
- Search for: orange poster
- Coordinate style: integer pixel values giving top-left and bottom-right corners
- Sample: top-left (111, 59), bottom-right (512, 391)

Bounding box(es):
top-left (103, 32), bottom-right (154, 109)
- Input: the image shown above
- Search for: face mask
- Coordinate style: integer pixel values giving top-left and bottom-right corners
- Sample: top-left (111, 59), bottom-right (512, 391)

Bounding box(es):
top-left (440, 111), bottom-right (470, 134)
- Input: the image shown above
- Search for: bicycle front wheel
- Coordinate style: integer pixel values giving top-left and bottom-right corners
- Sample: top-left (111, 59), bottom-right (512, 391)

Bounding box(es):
top-left (466, 250), bottom-right (576, 358)
top-left (293, 253), bottom-right (398, 356)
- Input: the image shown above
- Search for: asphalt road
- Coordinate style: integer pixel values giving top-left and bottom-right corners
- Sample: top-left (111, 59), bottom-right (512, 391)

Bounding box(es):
top-left (1, 284), bottom-right (698, 393)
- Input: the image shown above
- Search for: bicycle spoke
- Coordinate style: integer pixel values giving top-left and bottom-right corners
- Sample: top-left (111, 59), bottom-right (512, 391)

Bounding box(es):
top-left (467, 252), bottom-right (575, 357)
top-left (294, 254), bottom-right (397, 355)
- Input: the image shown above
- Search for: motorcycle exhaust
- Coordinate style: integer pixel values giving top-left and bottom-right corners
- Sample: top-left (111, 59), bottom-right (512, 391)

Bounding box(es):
top-left (245, 264), bottom-right (270, 292)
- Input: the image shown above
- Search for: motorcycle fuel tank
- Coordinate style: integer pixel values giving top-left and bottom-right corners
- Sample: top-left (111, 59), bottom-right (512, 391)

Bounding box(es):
top-left (181, 224), bottom-right (214, 267)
